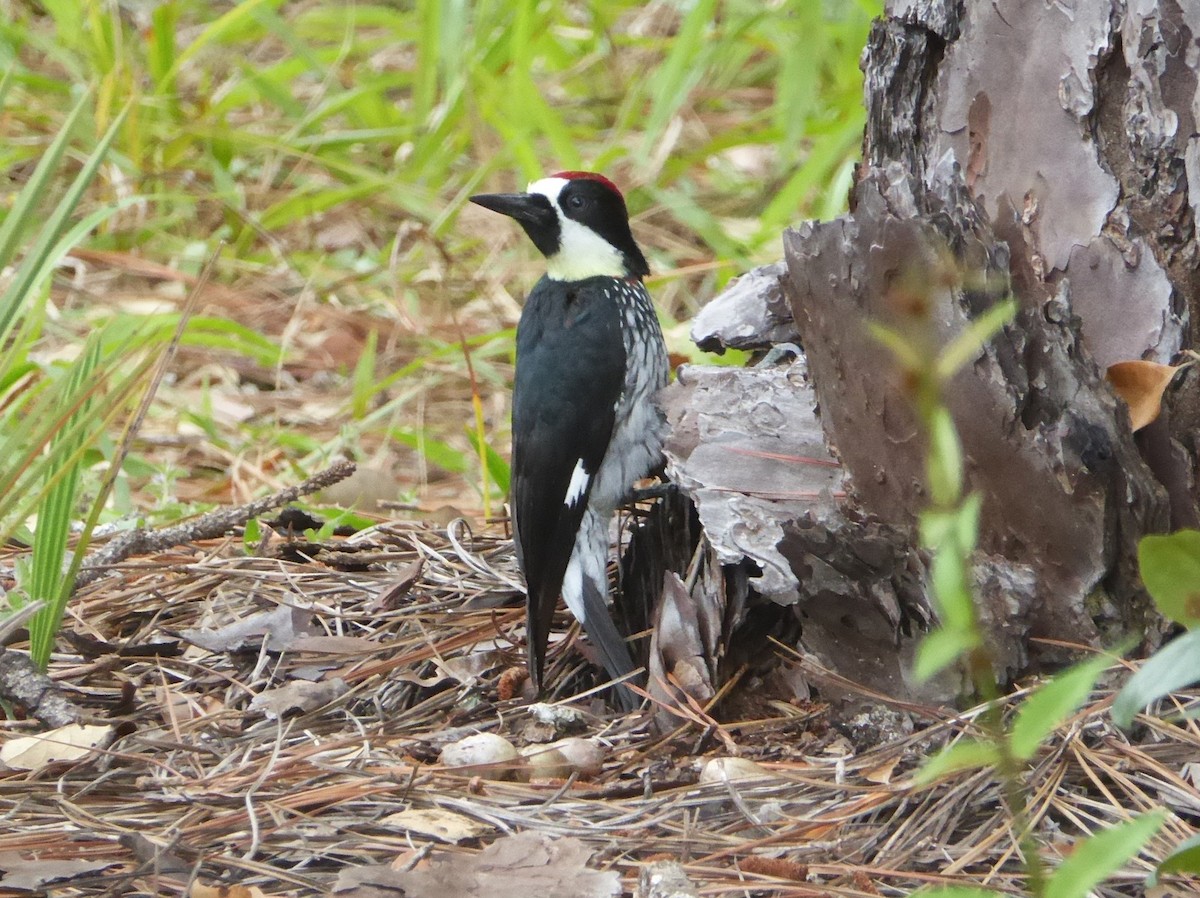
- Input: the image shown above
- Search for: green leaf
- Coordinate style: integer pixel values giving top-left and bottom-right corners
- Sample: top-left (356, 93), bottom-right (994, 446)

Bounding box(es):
top-left (1138, 531), bottom-right (1200, 627)
top-left (1154, 832), bottom-right (1200, 882)
top-left (915, 739), bottom-right (1000, 785)
top-left (919, 494), bottom-right (981, 560)
top-left (928, 546), bottom-right (972, 625)
top-left (1045, 810), bottom-right (1166, 898)
top-left (1112, 628), bottom-right (1200, 728)
top-left (305, 506), bottom-right (375, 536)
top-left (927, 407), bottom-right (963, 506)
top-left (1010, 653), bottom-right (1111, 759)
top-left (390, 429), bottom-right (468, 475)
top-left (148, 2), bottom-right (180, 93)
top-left (466, 427), bottom-right (511, 496)
top-left (935, 299), bottom-right (1017, 381)
top-left (866, 320), bottom-right (923, 372)
top-left (914, 626), bottom-right (973, 681)
top-left (638, 0), bottom-right (719, 156)
top-left (920, 507), bottom-right (958, 548)
top-left (181, 316), bottom-right (285, 367)
top-left (0, 67), bottom-right (13, 113)
top-left (953, 493), bottom-right (983, 555)
top-left (244, 517), bottom-right (263, 553)
top-left (758, 115), bottom-right (864, 233)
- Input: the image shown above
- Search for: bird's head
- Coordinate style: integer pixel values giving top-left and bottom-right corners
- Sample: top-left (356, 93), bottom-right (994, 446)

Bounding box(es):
top-left (470, 171), bottom-right (650, 281)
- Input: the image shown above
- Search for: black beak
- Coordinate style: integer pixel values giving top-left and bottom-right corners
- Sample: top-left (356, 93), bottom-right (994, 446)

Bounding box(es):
top-left (469, 192), bottom-right (557, 230)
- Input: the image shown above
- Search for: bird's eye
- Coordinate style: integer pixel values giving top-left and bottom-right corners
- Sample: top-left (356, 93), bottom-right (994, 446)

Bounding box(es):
top-left (567, 194), bottom-right (586, 209)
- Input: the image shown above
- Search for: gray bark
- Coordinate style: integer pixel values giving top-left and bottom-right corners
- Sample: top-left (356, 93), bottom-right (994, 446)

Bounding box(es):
top-left (663, 0), bottom-right (1199, 701)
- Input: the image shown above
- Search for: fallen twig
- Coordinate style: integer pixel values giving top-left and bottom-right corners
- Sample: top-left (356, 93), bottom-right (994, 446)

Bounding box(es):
top-left (0, 602), bottom-right (83, 726)
top-left (73, 460), bottom-right (357, 589)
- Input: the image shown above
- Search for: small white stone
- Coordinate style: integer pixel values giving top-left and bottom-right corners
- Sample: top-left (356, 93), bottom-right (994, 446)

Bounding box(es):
top-left (519, 745), bottom-right (572, 781)
top-left (549, 736), bottom-right (606, 777)
top-left (439, 733), bottom-right (522, 780)
top-left (698, 756), bottom-right (772, 784)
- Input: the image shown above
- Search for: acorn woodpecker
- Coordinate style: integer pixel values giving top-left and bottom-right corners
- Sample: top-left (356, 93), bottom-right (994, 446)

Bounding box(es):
top-left (471, 172), bottom-right (669, 708)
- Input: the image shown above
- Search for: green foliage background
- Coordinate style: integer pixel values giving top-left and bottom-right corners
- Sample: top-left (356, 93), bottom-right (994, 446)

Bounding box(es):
top-left (0, 1), bottom-right (878, 527)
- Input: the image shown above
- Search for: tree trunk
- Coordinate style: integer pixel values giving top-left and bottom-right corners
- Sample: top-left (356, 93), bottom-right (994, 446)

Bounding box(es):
top-left (663, 0), bottom-right (1199, 705)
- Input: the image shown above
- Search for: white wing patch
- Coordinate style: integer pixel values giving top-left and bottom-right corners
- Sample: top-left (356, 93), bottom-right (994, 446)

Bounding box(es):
top-left (564, 458), bottom-right (590, 508)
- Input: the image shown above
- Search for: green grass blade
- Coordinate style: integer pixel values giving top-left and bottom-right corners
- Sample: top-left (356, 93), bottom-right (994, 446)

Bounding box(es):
top-left (1045, 810), bottom-right (1166, 898)
top-left (24, 337), bottom-right (101, 668)
top-left (0, 91), bottom-right (91, 280)
top-left (0, 101), bottom-right (131, 346)
top-left (157, 0), bottom-right (288, 92)
top-left (638, 0), bottom-right (718, 158)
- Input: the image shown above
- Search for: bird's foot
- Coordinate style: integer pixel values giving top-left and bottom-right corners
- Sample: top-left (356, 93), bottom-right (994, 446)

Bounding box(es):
top-left (755, 342), bottom-right (803, 367)
top-left (625, 481), bottom-right (678, 504)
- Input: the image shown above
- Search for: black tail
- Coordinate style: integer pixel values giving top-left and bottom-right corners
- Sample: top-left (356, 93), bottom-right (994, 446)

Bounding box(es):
top-left (578, 573), bottom-right (641, 711)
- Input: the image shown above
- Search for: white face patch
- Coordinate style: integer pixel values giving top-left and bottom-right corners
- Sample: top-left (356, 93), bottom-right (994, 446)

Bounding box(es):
top-left (564, 457), bottom-right (590, 507)
top-left (527, 177), bottom-right (626, 280)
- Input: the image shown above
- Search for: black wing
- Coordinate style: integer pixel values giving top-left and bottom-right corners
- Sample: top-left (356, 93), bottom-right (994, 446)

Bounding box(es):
top-left (511, 276), bottom-right (625, 688)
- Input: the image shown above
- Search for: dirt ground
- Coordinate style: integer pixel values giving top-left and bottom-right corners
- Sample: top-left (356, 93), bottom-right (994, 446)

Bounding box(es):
top-left (1, 520), bottom-right (1196, 897)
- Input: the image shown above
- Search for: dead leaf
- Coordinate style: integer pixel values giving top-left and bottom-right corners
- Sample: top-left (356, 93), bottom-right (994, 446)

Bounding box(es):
top-left (248, 678), bottom-right (349, 719)
top-left (0, 852), bottom-right (121, 890)
top-left (182, 604), bottom-right (313, 653)
top-left (821, 735), bottom-right (856, 759)
top-left (379, 807), bottom-right (493, 843)
top-left (648, 572), bottom-right (717, 728)
top-left (371, 559), bottom-right (424, 611)
top-left (655, 572), bottom-right (716, 700)
top-left (155, 684), bottom-right (199, 725)
top-left (331, 832), bottom-right (620, 898)
top-left (118, 833), bottom-right (190, 874)
top-left (436, 650), bottom-right (504, 686)
top-left (1106, 360), bottom-right (1181, 431)
top-left (207, 393), bottom-right (256, 426)
top-left (0, 724), bottom-right (113, 770)
top-left (155, 683), bottom-right (225, 724)
top-left (863, 755), bottom-right (901, 784)
top-left (287, 635), bottom-right (375, 655)
top-left (317, 463), bottom-right (399, 512)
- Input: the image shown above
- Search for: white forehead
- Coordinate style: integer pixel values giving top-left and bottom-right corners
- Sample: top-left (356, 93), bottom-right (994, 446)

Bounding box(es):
top-left (527, 177), bottom-right (569, 204)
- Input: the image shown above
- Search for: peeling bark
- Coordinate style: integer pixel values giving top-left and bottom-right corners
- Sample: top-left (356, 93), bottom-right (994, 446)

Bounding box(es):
top-left (664, 0), bottom-right (1198, 700)
top-left (799, 0), bottom-right (1200, 663)
top-left (663, 352), bottom-right (949, 702)
top-left (785, 167), bottom-right (1166, 671)
top-left (665, 362), bottom-right (843, 605)
top-left (690, 263), bottom-right (798, 354)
